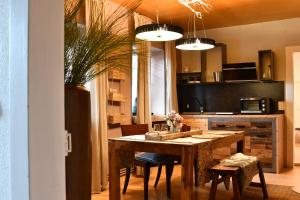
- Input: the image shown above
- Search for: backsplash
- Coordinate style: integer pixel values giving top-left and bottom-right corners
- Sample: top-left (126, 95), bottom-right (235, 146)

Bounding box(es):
top-left (177, 81), bottom-right (284, 113)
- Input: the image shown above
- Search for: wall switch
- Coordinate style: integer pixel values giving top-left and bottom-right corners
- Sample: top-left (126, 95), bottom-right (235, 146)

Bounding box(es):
top-left (278, 101), bottom-right (285, 111)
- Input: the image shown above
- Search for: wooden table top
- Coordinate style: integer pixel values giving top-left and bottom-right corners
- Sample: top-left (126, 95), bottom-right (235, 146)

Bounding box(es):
top-left (109, 130), bottom-right (244, 147)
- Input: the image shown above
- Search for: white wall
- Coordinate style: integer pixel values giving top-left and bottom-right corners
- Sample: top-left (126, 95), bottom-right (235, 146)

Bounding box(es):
top-left (10, 0), bottom-right (30, 199)
top-left (0, 0), bottom-right (12, 199)
top-left (1, 0), bottom-right (65, 199)
top-left (28, 0), bottom-right (65, 200)
top-left (182, 18), bottom-right (300, 81)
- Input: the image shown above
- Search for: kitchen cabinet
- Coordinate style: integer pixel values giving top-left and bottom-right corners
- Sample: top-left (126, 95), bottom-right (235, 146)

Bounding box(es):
top-left (182, 114), bottom-right (284, 173)
top-left (178, 43), bottom-right (227, 82)
top-left (259, 50), bottom-right (274, 80)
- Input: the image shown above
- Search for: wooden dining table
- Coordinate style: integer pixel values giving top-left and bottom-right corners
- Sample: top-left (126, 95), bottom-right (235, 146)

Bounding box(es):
top-left (108, 130), bottom-right (245, 200)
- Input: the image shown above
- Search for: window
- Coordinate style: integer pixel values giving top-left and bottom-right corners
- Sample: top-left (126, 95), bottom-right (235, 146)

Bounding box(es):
top-left (150, 47), bottom-right (166, 115)
top-left (132, 51), bottom-right (138, 115)
top-left (131, 46), bottom-right (166, 116)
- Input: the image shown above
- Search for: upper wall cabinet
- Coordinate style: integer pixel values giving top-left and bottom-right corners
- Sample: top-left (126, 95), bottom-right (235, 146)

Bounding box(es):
top-left (181, 51), bottom-right (202, 73)
top-left (178, 43), bottom-right (227, 82)
top-left (259, 50), bottom-right (274, 81)
top-left (201, 43), bottom-right (227, 82)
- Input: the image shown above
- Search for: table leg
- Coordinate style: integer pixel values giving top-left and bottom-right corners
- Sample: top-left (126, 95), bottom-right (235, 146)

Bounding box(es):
top-left (181, 146), bottom-right (194, 200)
top-left (109, 141), bottom-right (121, 200)
top-left (237, 137), bottom-right (245, 153)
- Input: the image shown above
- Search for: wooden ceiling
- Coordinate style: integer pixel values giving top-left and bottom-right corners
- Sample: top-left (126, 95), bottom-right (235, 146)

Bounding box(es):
top-left (112, 0), bottom-right (300, 31)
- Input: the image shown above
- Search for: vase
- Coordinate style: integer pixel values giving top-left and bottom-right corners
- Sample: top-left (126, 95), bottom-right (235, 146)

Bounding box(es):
top-left (65, 85), bottom-right (92, 200)
top-left (170, 124), bottom-right (179, 133)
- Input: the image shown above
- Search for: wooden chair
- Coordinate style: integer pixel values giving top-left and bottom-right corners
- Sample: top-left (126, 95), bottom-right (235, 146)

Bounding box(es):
top-left (208, 160), bottom-right (268, 200)
top-left (120, 124), bottom-right (175, 200)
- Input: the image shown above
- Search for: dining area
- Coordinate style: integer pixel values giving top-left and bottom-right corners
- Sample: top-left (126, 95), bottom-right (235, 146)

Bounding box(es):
top-left (107, 123), bottom-right (268, 200)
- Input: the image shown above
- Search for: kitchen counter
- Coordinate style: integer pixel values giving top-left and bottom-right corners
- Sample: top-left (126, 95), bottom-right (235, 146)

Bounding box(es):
top-left (182, 113), bottom-right (285, 173)
top-left (182, 113), bottom-right (284, 118)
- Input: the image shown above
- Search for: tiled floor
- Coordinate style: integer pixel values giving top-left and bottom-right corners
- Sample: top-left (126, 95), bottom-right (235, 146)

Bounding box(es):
top-left (92, 165), bottom-right (300, 200)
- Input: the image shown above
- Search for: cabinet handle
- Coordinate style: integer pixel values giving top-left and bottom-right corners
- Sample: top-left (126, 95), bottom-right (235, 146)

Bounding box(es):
top-left (236, 125), bottom-right (246, 128)
top-left (256, 135), bottom-right (267, 138)
top-left (67, 133), bottom-right (72, 153)
top-left (256, 125), bottom-right (267, 128)
top-left (216, 124), bottom-right (226, 128)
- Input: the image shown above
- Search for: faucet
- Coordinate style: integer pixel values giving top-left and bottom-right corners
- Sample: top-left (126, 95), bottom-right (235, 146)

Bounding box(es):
top-left (194, 97), bottom-right (204, 114)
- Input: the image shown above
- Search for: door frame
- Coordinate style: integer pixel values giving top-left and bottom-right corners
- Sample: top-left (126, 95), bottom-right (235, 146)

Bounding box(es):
top-left (285, 46), bottom-right (300, 167)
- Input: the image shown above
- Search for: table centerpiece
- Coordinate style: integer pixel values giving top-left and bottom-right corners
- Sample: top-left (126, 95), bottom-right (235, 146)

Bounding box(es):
top-left (166, 111), bottom-right (183, 133)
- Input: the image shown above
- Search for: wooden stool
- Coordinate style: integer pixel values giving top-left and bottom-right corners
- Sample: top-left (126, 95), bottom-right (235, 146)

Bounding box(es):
top-left (208, 161), bottom-right (268, 200)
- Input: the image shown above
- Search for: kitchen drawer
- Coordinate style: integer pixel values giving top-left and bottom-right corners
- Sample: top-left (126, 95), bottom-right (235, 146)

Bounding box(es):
top-left (209, 120), bottom-right (251, 130)
top-left (249, 121), bottom-right (272, 134)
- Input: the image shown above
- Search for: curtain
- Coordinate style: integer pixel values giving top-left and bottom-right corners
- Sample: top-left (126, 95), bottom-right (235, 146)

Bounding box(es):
top-left (90, 74), bottom-right (109, 193)
top-left (134, 13), bottom-right (152, 128)
top-left (165, 41), bottom-right (179, 113)
top-left (86, 0), bottom-right (109, 193)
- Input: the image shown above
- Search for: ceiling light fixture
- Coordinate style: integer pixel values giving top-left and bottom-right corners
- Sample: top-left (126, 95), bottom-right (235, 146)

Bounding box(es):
top-left (176, 37), bottom-right (215, 50)
top-left (135, 3), bottom-right (183, 42)
top-left (176, 3), bottom-right (215, 51)
top-left (135, 24), bottom-right (184, 42)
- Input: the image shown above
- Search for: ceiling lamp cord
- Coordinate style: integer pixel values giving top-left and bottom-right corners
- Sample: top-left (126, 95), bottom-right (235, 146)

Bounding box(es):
top-left (187, 15), bottom-right (191, 38)
top-left (175, 4), bottom-right (215, 51)
top-left (155, 0), bottom-right (159, 24)
top-left (193, 11), bottom-right (196, 38)
top-left (200, 15), bottom-right (207, 38)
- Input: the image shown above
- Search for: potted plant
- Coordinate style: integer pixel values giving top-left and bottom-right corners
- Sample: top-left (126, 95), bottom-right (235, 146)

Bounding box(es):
top-left (64, 1), bottom-right (140, 200)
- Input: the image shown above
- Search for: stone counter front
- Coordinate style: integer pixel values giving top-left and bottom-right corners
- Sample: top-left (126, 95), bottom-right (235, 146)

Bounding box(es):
top-left (182, 114), bottom-right (285, 173)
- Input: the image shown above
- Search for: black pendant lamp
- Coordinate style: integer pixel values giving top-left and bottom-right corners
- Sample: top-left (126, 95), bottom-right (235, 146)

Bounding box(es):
top-left (176, 37), bottom-right (215, 50)
top-left (176, 14), bottom-right (215, 50)
top-left (136, 23), bottom-right (184, 42)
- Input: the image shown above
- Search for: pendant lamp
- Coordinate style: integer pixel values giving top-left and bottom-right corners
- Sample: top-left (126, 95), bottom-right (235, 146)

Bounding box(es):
top-left (176, 37), bottom-right (215, 50)
top-left (135, 23), bottom-right (183, 42)
top-left (135, 6), bottom-right (183, 42)
top-left (176, 10), bottom-right (215, 50)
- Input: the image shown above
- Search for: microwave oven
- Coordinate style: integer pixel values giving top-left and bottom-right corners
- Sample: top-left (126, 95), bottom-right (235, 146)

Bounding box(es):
top-left (240, 97), bottom-right (271, 114)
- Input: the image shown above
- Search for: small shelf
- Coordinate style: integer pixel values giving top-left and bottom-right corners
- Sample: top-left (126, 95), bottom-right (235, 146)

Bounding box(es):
top-left (259, 50), bottom-right (274, 81)
top-left (107, 68), bottom-right (127, 129)
top-left (107, 114), bottom-right (128, 124)
top-left (108, 69), bottom-right (126, 81)
top-left (108, 92), bottom-right (126, 102)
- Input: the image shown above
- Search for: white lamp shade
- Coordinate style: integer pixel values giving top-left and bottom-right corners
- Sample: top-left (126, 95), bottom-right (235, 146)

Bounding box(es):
top-left (176, 37), bottom-right (215, 50)
top-left (135, 24), bottom-right (183, 42)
